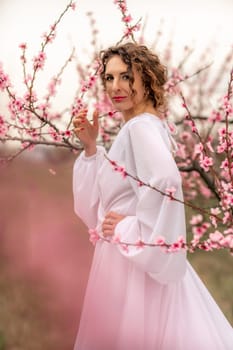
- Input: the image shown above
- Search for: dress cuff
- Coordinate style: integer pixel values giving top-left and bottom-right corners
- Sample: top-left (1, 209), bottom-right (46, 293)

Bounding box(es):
top-left (81, 145), bottom-right (106, 161)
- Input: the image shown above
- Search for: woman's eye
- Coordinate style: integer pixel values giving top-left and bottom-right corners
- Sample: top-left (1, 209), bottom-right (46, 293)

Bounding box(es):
top-left (122, 74), bottom-right (130, 80)
top-left (105, 76), bottom-right (113, 81)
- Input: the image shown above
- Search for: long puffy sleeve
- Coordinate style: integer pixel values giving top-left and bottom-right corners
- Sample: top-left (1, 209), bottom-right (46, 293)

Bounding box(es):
top-left (73, 145), bottom-right (106, 228)
top-left (114, 118), bottom-right (187, 284)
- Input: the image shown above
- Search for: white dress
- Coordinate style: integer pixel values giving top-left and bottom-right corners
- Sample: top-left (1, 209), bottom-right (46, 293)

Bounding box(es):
top-left (72, 113), bottom-right (233, 350)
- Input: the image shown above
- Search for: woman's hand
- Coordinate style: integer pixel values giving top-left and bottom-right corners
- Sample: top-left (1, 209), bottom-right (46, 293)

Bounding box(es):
top-left (102, 211), bottom-right (126, 237)
top-left (73, 108), bottom-right (99, 156)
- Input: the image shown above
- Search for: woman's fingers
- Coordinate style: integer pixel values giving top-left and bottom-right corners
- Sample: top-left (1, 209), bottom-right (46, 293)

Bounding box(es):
top-left (105, 212), bottom-right (125, 222)
top-left (102, 230), bottom-right (114, 237)
top-left (73, 118), bottom-right (85, 127)
top-left (102, 211), bottom-right (126, 237)
top-left (92, 109), bottom-right (99, 129)
top-left (73, 109), bottom-right (99, 135)
top-left (73, 109), bottom-right (87, 125)
top-left (74, 127), bottom-right (85, 134)
top-left (102, 217), bottom-right (115, 237)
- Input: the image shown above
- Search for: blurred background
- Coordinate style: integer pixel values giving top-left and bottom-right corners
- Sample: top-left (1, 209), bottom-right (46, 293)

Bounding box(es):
top-left (0, 0), bottom-right (233, 349)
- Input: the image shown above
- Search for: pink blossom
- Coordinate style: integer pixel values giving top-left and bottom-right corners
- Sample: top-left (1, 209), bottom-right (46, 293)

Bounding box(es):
top-left (124, 24), bottom-right (140, 38)
top-left (192, 226), bottom-right (205, 238)
top-left (0, 115), bottom-right (4, 125)
top-left (112, 234), bottom-right (121, 244)
top-left (115, 0), bottom-right (127, 12)
top-left (20, 54), bottom-right (26, 64)
top-left (217, 141), bottom-right (227, 153)
top-left (47, 77), bottom-right (60, 96)
top-left (176, 143), bottom-right (187, 159)
top-left (208, 110), bottom-right (222, 122)
top-left (33, 51), bottom-right (46, 70)
top-left (8, 97), bottom-right (25, 114)
top-left (171, 68), bottom-right (184, 82)
top-left (194, 143), bottom-right (204, 156)
top-left (220, 158), bottom-right (229, 170)
top-left (154, 235), bottom-right (165, 246)
top-left (113, 164), bottom-right (128, 178)
top-left (88, 229), bottom-right (100, 245)
top-left (198, 241), bottom-right (213, 252)
top-left (25, 74), bottom-right (32, 84)
top-left (123, 15), bottom-right (132, 23)
top-left (0, 124), bottom-right (7, 136)
top-left (0, 64), bottom-right (10, 91)
top-left (108, 111), bottom-right (114, 117)
top-left (222, 95), bottom-right (233, 114)
top-left (135, 239), bottom-right (145, 249)
top-left (218, 127), bottom-right (226, 137)
top-left (220, 235), bottom-right (233, 249)
top-left (19, 43), bottom-right (27, 50)
top-left (167, 122), bottom-right (177, 135)
top-left (191, 236), bottom-right (200, 247)
top-left (199, 155), bottom-right (213, 172)
top-left (71, 98), bottom-right (86, 116)
top-left (0, 115), bottom-right (8, 136)
top-left (190, 214), bottom-right (203, 225)
top-left (210, 207), bottom-right (221, 228)
top-left (178, 235), bottom-right (185, 243)
top-left (169, 238), bottom-right (185, 252)
top-left (223, 211), bottom-right (231, 224)
top-left (202, 222), bottom-right (211, 231)
top-left (50, 24), bottom-right (56, 31)
top-left (63, 130), bottom-right (72, 137)
top-left (70, 2), bottom-right (76, 10)
top-left (209, 231), bottom-right (223, 243)
top-left (224, 228), bottom-right (233, 235)
top-left (165, 186), bottom-right (176, 200)
top-left (42, 31), bottom-right (56, 44)
top-left (24, 91), bottom-right (37, 103)
top-left (210, 207), bottom-right (221, 216)
top-left (198, 181), bottom-right (212, 198)
top-left (101, 133), bottom-right (111, 142)
top-left (109, 160), bottom-right (117, 167)
top-left (80, 74), bottom-right (97, 93)
top-left (48, 127), bottom-right (62, 142)
top-left (38, 103), bottom-right (50, 112)
top-left (180, 131), bottom-right (192, 141)
top-left (120, 243), bottom-right (129, 253)
top-left (206, 141), bottom-right (214, 152)
top-left (21, 142), bottom-right (35, 151)
top-left (27, 129), bottom-right (39, 139)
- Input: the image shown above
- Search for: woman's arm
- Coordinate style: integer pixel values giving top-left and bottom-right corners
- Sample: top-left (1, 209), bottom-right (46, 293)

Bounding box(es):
top-left (72, 109), bottom-right (105, 228)
top-left (73, 146), bottom-right (106, 229)
top-left (114, 119), bottom-right (187, 284)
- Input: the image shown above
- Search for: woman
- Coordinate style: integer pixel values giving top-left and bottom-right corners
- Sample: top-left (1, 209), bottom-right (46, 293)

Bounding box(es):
top-left (72, 42), bottom-right (233, 349)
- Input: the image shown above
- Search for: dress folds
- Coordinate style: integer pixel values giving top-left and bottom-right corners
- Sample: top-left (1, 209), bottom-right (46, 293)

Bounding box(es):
top-left (73, 113), bottom-right (233, 350)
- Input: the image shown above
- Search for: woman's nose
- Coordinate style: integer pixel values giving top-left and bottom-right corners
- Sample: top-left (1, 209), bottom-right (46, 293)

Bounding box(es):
top-left (112, 78), bottom-right (121, 91)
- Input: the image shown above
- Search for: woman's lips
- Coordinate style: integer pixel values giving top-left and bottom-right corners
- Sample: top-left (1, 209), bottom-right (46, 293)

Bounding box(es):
top-left (112, 96), bottom-right (127, 102)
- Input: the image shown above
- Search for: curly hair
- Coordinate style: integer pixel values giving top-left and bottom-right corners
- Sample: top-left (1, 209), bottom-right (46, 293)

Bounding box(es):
top-left (99, 42), bottom-right (167, 109)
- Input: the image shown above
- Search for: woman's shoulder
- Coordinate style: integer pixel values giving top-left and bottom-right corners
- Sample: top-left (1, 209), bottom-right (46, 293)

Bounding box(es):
top-left (123, 113), bottom-right (175, 153)
top-left (124, 113), bottom-right (166, 135)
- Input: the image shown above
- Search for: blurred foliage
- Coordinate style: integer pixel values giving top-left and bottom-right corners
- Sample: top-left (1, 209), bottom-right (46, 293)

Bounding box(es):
top-left (0, 331), bottom-right (5, 350)
top-left (185, 196), bottom-right (233, 325)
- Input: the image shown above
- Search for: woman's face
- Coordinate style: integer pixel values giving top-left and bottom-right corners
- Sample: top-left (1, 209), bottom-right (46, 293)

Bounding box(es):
top-left (104, 55), bottom-right (147, 118)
